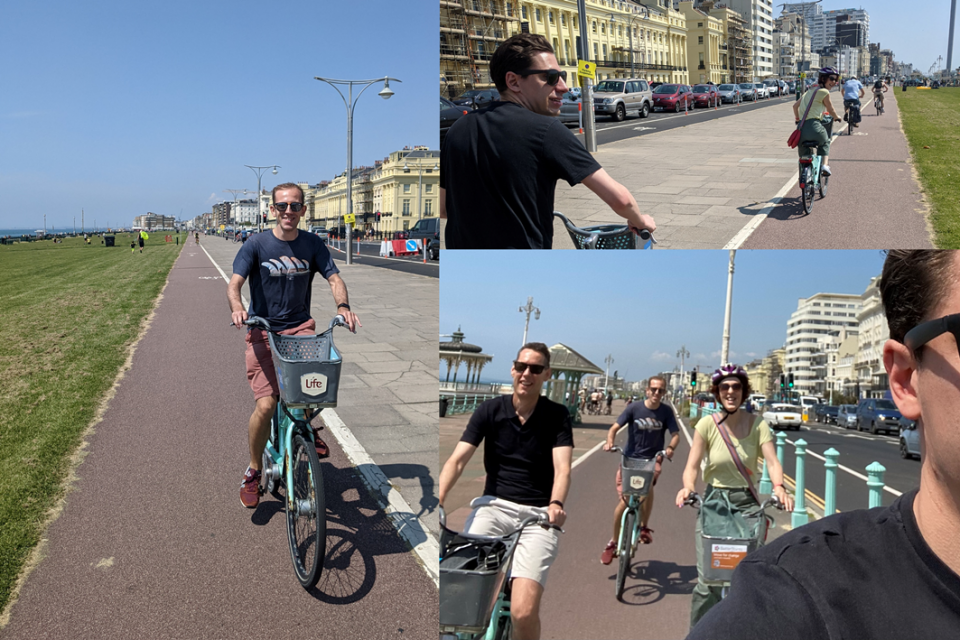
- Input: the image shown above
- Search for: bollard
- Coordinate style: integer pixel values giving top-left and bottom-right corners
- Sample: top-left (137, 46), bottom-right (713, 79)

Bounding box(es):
top-left (866, 461), bottom-right (886, 508)
top-left (759, 449), bottom-right (773, 495)
top-left (824, 448), bottom-right (839, 516)
top-left (792, 439), bottom-right (809, 528)
top-left (775, 431), bottom-right (787, 467)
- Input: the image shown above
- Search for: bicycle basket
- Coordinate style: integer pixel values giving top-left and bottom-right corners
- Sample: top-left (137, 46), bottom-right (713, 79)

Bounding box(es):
top-left (621, 456), bottom-right (657, 496)
top-left (554, 211), bottom-right (639, 250)
top-left (700, 510), bottom-right (766, 583)
top-left (266, 327), bottom-right (342, 408)
top-left (440, 535), bottom-right (511, 633)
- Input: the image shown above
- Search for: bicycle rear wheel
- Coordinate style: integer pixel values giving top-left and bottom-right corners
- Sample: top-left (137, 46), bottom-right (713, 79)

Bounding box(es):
top-left (819, 173), bottom-right (829, 198)
top-left (616, 510), bottom-right (635, 600)
top-left (800, 167), bottom-right (815, 214)
top-left (286, 433), bottom-right (326, 588)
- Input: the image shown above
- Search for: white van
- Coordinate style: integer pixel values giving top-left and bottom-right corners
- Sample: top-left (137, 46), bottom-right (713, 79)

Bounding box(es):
top-left (748, 394), bottom-right (766, 409)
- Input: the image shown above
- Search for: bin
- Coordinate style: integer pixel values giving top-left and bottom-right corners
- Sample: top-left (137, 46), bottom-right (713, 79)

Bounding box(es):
top-left (104, 235), bottom-right (115, 247)
top-left (440, 396), bottom-right (449, 417)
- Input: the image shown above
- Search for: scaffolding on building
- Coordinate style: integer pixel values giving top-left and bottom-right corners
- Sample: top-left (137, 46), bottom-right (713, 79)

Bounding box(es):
top-left (727, 13), bottom-right (752, 83)
top-left (440, 0), bottom-right (519, 99)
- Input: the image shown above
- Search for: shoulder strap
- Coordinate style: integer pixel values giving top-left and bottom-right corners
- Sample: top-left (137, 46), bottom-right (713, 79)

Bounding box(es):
top-left (797, 89), bottom-right (818, 129)
top-left (712, 413), bottom-right (762, 504)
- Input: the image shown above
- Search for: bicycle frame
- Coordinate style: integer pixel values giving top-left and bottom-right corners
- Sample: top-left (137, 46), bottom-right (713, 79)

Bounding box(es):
top-left (262, 403), bottom-right (315, 513)
top-left (799, 152), bottom-right (821, 190)
top-left (616, 493), bottom-right (643, 557)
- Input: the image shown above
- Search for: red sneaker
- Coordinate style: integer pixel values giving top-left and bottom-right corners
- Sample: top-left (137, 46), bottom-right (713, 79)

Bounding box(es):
top-left (600, 540), bottom-right (617, 565)
top-left (240, 468), bottom-right (261, 508)
top-left (640, 527), bottom-right (654, 544)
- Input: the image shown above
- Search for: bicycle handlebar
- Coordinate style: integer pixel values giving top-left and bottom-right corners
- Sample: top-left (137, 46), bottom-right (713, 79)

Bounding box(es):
top-left (229, 314), bottom-right (349, 332)
top-left (682, 492), bottom-right (784, 512)
top-left (438, 505), bottom-right (564, 537)
top-left (608, 446), bottom-right (672, 461)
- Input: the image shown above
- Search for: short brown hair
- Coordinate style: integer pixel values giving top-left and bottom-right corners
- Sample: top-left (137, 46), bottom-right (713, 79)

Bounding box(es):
top-left (880, 250), bottom-right (957, 360)
top-left (271, 182), bottom-right (304, 204)
top-left (647, 375), bottom-right (666, 388)
top-left (490, 33), bottom-right (555, 93)
top-left (516, 342), bottom-right (551, 368)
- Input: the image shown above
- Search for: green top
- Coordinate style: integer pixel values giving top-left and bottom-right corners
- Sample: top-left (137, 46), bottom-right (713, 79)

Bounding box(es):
top-left (694, 414), bottom-right (773, 489)
top-left (799, 87), bottom-right (830, 121)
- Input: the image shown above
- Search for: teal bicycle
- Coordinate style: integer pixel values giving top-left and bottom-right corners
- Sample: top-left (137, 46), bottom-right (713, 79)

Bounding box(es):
top-left (439, 506), bottom-right (563, 640)
top-left (609, 447), bottom-right (669, 600)
top-left (238, 314), bottom-right (349, 588)
top-left (798, 116), bottom-right (833, 214)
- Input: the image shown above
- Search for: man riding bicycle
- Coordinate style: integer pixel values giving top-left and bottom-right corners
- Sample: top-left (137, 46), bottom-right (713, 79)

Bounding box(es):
top-left (600, 375), bottom-right (679, 564)
top-left (873, 78), bottom-right (888, 112)
top-left (842, 76), bottom-right (865, 128)
top-left (792, 67), bottom-right (841, 177)
top-left (439, 342), bottom-right (573, 640)
top-left (228, 182), bottom-right (360, 508)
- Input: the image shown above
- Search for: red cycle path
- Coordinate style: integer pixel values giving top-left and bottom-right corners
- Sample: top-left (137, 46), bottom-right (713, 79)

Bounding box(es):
top-left (1, 245), bottom-right (436, 639)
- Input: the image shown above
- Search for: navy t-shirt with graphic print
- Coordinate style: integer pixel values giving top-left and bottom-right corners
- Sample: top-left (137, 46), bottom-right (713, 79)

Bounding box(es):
top-left (616, 402), bottom-right (679, 459)
top-left (232, 230), bottom-right (339, 331)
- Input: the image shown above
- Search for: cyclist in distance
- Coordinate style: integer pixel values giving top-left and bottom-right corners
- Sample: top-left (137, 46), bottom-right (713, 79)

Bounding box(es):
top-left (439, 342), bottom-right (573, 640)
top-left (600, 375), bottom-right (680, 564)
top-left (688, 251), bottom-right (960, 639)
top-left (227, 182), bottom-right (360, 509)
top-left (439, 33), bottom-right (655, 249)
top-left (873, 77), bottom-right (889, 112)
top-left (792, 67), bottom-right (841, 177)
top-left (675, 364), bottom-right (793, 630)
top-left (842, 75), bottom-right (865, 128)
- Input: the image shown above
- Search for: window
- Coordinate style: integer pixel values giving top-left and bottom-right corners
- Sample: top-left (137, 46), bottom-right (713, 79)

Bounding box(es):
top-left (425, 201), bottom-right (433, 215)
top-left (601, 22), bottom-right (605, 34)
top-left (592, 21), bottom-right (597, 33)
top-left (426, 184), bottom-right (433, 193)
top-left (402, 200), bottom-right (411, 216)
top-left (602, 44), bottom-right (607, 58)
top-left (698, 22), bottom-right (703, 27)
top-left (699, 36), bottom-right (703, 44)
top-left (561, 13), bottom-right (565, 26)
top-left (535, 8), bottom-right (541, 22)
top-left (521, 5), bottom-right (527, 19)
top-left (548, 10), bottom-right (553, 23)
top-left (403, 184), bottom-right (411, 193)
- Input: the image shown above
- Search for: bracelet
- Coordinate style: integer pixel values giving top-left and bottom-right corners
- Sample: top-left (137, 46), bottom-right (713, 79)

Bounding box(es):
top-left (549, 500), bottom-right (564, 509)
top-left (774, 483), bottom-right (783, 488)
top-left (337, 303), bottom-right (351, 311)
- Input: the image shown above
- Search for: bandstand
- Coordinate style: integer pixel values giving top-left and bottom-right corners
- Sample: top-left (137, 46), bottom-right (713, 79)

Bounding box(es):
top-left (546, 343), bottom-right (603, 424)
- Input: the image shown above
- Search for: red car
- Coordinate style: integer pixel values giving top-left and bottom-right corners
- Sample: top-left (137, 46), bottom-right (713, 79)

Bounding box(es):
top-left (651, 84), bottom-right (695, 113)
top-left (692, 84), bottom-right (720, 108)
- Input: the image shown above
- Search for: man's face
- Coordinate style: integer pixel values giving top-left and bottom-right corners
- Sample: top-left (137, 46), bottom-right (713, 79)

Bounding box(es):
top-left (911, 253), bottom-right (960, 483)
top-left (511, 348), bottom-right (550, 400)
top-left (271, 187), bottom-right (304, 232)
top-left (507, 52), bottom-right (568, 117)
top-left (646, 380), bottom-right (667, 408)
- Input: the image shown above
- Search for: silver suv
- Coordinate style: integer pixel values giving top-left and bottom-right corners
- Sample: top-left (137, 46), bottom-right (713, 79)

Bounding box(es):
top-left (592, 78), bottom-right (653, 121)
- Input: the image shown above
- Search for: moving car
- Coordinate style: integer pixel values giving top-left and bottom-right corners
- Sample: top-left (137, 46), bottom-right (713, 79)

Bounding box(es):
top-left (652, 84), bottom-right (694, 112)
top-left (856, 398), bottom-right (902, 435)
top-left (838, 404), bottom-right (858, 429)
top-left (717, 83), bottom-right (742, 104)
top-left (440, 97), bottom-right (470, 149)
top-left (408, 217), bottom-right (440, 260)
top-left (738, 83), bottom-right (759, 101)
top-left (899, 417), bottom-right (920, 459)
top-left (691, 84), bottom-right (720, 108)
top-left (816, 405), bottom-right (839, 425)
top-left (451, 89), bottom-right (500, 110)
top-left (762, 403), bottom-right (803, 431)
top-left (591, 78), bottom-right (653, 121)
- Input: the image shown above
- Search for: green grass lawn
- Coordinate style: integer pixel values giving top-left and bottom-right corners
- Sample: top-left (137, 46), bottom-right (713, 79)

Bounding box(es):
top-left (0, 233), bottom-right (183, 614)
top-left (897, 87), bottom-right (960, 248)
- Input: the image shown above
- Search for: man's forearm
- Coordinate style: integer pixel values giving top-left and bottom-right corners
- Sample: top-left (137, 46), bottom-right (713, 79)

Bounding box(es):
top-left (439, 458), bottom-right (466, 506)
top-left (329, 275), bottom-right (349, 307)
top-left (550, 470), bottom-right (570, 506)
top-left (227, 284), bottom-right (244, 313)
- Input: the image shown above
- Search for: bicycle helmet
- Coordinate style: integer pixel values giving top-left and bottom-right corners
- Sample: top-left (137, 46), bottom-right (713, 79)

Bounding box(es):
top-left (818, 66), bottom-right (839, 85)
top-left (711, 363), bottom-right (748, 386)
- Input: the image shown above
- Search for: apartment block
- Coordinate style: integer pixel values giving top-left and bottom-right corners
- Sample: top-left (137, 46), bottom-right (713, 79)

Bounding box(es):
top-left (785, 292), bottom-right (862, 396)
top-left (680, 1), bottom-right (728, 84)
top-left (715, 0), bottom-right (775, 78)
top-left (855, 276), bottom-right (889, 397)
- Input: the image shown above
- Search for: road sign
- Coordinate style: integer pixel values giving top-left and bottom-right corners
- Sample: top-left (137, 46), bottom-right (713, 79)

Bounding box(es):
top-left (343, 214), bottom-right (356, 224)
top-left (578, 60), bottom-right (595, 81)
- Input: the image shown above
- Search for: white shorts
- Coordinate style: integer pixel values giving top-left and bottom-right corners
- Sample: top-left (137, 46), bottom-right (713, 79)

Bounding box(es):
top-left (463, 496), bottom-right (560, 586)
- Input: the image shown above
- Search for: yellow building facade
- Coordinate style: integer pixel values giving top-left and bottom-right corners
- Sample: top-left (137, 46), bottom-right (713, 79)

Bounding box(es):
top-left (371, 148), bottom-right (440, 235)
top-left (679, 1), bottom-right (727, 85)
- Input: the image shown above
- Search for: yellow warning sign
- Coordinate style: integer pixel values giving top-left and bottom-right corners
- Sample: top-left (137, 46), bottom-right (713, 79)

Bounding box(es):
top-left (578, 60), bottom-right (596, 81)
top-left (343, 214), bottom-right (356, 224)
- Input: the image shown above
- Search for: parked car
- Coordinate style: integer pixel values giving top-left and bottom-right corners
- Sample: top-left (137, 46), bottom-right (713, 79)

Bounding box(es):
top-left (837, 404), bottom-right (858, 429)
top-left (856, 398), bottom-right (902, 435)
top-left (591, 78), bottom-right (653, 121)
top-left (738, 83), bottom-right (759, 101)
top-left (649, 82), bottom-right (663, 90)
top-left (763, 79), bottom-right (782, 96)
top-left (451, 89), bottom-right (500, 110)
top-left (786, 80), bottom-right (797, 93)
top-left (899, 417), bottom-right (920, 459)
top-left (559, 91), bottom-right (583, 125)
top-left (717, 83), bottom-right (742, 104)
top-left (753, 83), bottom-right (770, 99)
top-left (309, 226), bottom-right (328, 241)
top-left (408, 217), bottom-right (439, 260)
top-left (652, 84), bottom-right (694, 112)
top-left (692, 84), bottom-right (720, 108)
top-left (440, 97), bottom-right (470, 149)
top-left (762, 403), bottom-right (803, 431)
top-left (817, 405), bottom-right (839, 425)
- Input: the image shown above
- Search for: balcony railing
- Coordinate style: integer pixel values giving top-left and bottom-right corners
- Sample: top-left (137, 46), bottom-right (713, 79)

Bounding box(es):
top-left (597, 60), bottom-right (684, 72)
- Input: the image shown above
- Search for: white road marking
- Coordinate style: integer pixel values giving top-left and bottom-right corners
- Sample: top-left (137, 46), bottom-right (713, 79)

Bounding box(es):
top-left (197, 243), bottom-right (440, 587)
top-left (782, 435), bottom-right (904, 497)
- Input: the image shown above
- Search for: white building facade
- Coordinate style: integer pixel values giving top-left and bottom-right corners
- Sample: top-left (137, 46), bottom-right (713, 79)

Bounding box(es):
top-left (720, 0), bottom-right (775, 78)
top-left (785, 292), bottom-right (862, 396)
top-left (854, 276), bottom-right (889, 397)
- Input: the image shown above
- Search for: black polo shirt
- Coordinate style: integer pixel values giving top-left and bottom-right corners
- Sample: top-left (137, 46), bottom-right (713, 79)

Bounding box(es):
top-left (440, 100), bottom-right (602, 249)
top-left (460, 394), bottom-right (573, 507)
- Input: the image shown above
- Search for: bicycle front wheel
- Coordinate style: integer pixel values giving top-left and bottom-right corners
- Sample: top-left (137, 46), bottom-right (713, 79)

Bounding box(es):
top-left (616, 510), bottom-right (635, 600)
top-left (819, 173), bottom-right (829, 198)
top-left (286, 434), bottom-right (326, 588)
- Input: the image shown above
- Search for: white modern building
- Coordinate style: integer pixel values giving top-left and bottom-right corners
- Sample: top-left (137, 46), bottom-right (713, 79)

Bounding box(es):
top-left (785, 292), bottom-right (862, 395)
top-left (230, 199), bottom-right (259, 226)
top-left (720, 0), bottom-right (775, 77)
top-left (780, 4), bottom-right (869, 55)
top-left (854, 276), bottom-right (889, 397)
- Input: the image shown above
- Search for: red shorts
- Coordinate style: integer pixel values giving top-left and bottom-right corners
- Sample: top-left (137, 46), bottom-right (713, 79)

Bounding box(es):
top-left (244, 318), bottom-right (316, 400)
top-left (615, 459), bottom-right (662, 499)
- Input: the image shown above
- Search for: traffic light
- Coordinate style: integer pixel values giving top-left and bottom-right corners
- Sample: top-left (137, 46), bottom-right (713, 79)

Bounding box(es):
top-left (788, 373), bottom-right (795, 389)
top-left (690, 371), bottom-right (697, 387)
top-left (779, 374), bottom-right (785, 389)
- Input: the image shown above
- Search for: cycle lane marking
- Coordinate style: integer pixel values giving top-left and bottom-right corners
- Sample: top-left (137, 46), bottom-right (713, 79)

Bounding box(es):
top-left (199, 242), bottom-right (440, 587)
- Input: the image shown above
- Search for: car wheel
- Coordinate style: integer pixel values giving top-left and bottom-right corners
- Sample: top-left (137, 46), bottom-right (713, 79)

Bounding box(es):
top-left (674, 101), bottom-right (681, 113)
top-left (640, 103), bottom-right (650, 118)
top-left (900, 439), bottom-right (910, 459)
top-left (856, 419), bottom-right (862, 431)
top-left (614, 104), bottom-right (626, 122)
top-left (870, 421), bottom-right (877, 435)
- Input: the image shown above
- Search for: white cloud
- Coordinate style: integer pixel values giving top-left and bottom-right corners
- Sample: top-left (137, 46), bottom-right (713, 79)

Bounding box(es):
top-left (650, 351), bottom-right (675, 362)
top-left (207, 193), bottom-right (217, 202)
top-left (712, 350), bottom-right (738, 360)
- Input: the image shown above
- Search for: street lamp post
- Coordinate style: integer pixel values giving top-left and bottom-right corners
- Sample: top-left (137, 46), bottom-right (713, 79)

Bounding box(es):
top-left (245, 165), bottom-right (279, 234)
top-left (224, 189), bottom-right (251, 229)
top-left (314, 75), bottom-right (401, 265)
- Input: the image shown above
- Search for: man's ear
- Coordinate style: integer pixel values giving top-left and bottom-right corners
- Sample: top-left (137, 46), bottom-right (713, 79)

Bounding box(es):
top-left (883, 339), bottom-right (921, 420)
top-left (504, 71), bottom-right (523, 94)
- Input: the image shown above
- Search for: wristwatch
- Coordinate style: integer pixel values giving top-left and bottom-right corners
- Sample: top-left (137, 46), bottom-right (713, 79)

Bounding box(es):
top-left (549, 500), bottom-right (564, 509)
top-left (337, 303), bottom-right (351, 311)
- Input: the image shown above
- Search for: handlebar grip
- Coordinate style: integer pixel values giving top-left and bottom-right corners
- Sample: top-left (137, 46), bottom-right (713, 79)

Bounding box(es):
top-left (638, 229), bottom-right (651, 240)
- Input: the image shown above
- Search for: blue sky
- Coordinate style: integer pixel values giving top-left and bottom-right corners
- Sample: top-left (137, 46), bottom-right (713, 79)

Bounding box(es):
top-left (0, 1), bottom-right (437, 231)
top-left (441, 250), bottom-right (887, 383)
top-left (790, 0), bottom-right (957, 75)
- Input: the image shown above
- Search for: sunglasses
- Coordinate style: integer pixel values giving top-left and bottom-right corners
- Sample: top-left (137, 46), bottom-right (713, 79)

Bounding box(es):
top-left (273, 202), bottom-right (304, 213)
top-left (518, 68), bottom-right (567, 86)
top-left (719, 382), bottom-right (743, 392)
top-left (648, 387), bottom-right (667, 395)
top-left (904, 313), bottom-right (960, 357)
top-left (513, 361), bottom-right (546, 375)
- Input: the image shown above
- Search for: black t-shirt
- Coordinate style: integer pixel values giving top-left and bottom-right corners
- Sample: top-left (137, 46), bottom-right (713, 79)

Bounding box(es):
top-left (460, 394), bottom-right (574, 507)
top-left (440, 101), bottom-right (602, 249)
top-left (615, 401), bottom-right (679, 459)
top-left (687, 489), bottom-right (960, 640)
top-left (232, 230), bottom-right (339, 331)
